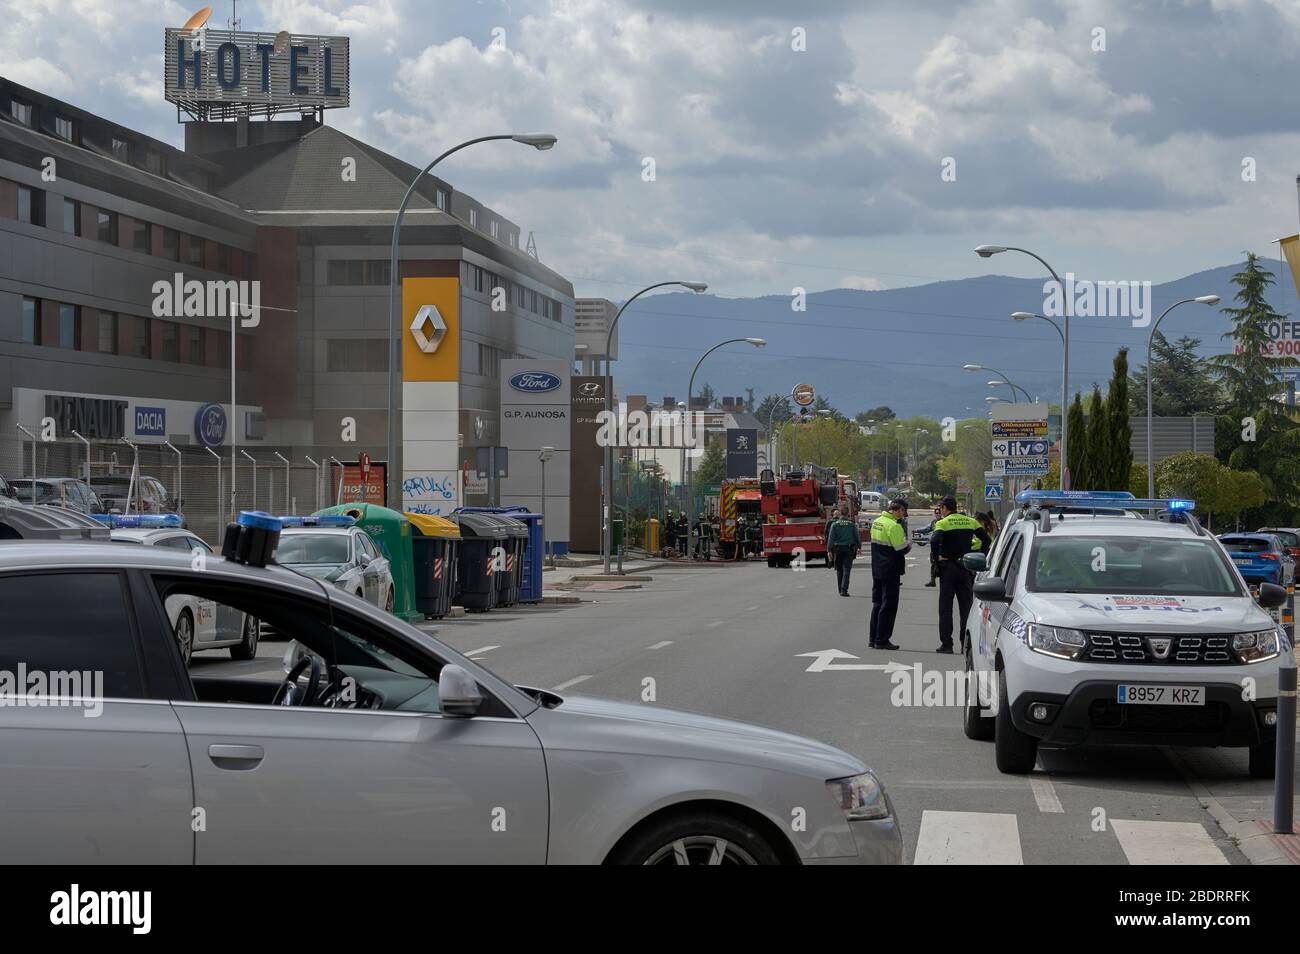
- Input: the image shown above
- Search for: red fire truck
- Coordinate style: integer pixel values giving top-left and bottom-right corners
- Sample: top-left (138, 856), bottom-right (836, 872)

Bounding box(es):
top-left (759, 464), bottom-right (846, 567)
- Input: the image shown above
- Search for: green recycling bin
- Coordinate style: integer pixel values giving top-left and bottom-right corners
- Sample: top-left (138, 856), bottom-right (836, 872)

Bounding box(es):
top-left (406, 512), bottom-right (461, 619)
top-left (313, 502), bottom-right (420, 622)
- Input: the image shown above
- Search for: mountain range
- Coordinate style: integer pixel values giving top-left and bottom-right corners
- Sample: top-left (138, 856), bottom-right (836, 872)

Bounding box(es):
top-left (608, 258), bottom-right (1296, 420)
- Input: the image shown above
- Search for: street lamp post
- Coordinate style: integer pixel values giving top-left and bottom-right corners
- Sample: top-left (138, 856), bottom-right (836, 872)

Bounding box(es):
top-left (1145, 296), bottom-right (1220, 497)
top-left (976, 245), bottom-right (1071, 486)
top-left (601, 281), bottom-right (708, 574)
top-left (204, 446), bottom-right (222, 536)
top-left (305, 455), bottom-right (322, 513)
top-left (385, 133), bottom-right (557, 510)
top-left (539, 446), bottom-right (554, 566)
top-left (964, 363), bottom-right (1032, 403)
top-left (685, 337), bottom-right (766, 560)
top-left (241, 450), bottom-right (256, 511)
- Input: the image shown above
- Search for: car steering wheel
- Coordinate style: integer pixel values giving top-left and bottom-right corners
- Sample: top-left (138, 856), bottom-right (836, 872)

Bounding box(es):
top-left (273, 653), bottom-right (322, 707)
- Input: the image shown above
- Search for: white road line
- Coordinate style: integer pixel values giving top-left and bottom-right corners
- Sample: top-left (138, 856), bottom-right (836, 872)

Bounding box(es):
top-left (551, 675), bottom-right (593, 692)
top-left (1030, 762), bottom-right (1064, 813)
top-left (744, 605), bottom-right (759, 611)
top-left (647, 640), bottom-right (673, 650)
top-left (462, 645), bottom-right (499, 658)
top-left (1110, 819), bottom-right (1230, 865)
top-left (775, 595), bottom-right (785, 600)
top-left (707, 620), bottom-right (723, 628)
top-left (914, 810), bottom-right (1023, 865)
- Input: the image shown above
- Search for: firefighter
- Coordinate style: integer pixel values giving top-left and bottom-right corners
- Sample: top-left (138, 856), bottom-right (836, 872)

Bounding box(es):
top-left (663, 510), bottom-right (676, 556)
top-left (825, 503), bottom-right (860, 597)
top-left (869, 499), bottom-right (911, 650)
top-left (676, 511), bottom-right (690, 556)
top-left (930, 495), bottom-right (992, 655)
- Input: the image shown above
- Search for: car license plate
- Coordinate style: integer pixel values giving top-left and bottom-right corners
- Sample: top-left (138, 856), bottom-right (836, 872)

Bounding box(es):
top-left (1117, 684), bottom-right (1204, 705)
top-left (1233, 559), bottom-right (1252, 566)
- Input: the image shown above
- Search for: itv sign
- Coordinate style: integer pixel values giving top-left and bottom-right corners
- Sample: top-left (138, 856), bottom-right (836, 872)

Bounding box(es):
top-left (134, 406), bottom-right (167, 438)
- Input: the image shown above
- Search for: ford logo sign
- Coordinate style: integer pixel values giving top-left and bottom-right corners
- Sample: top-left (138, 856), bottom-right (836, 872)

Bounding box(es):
top-left (509, 371), bottom-right (561, 393)
top-left (194, 403), bottom-right (228, 448)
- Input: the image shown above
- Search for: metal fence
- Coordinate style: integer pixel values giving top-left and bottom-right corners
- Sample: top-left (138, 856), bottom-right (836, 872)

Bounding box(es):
top-left (1, 435), bottom-right (359, 544)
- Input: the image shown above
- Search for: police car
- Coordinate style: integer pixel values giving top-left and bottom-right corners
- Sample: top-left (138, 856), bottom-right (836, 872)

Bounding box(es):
top-left (961, 491), bottom-right (1289, 779)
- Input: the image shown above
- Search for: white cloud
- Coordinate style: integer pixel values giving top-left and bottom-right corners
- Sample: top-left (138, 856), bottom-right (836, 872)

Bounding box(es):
top-left (839, 275), bottom-right (886, 291)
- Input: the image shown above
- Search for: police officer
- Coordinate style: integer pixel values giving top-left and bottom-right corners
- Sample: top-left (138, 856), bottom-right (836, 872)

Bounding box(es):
top-left (869, 498), bottom-right (911, 650)
top-left (930, 495), bottom-right (992, 654)
top-left (825, 503), bottom-right (861, 597)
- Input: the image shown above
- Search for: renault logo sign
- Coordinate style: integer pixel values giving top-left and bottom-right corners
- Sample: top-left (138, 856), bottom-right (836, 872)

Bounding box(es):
top-left (410, 304), bottom-right (447, 353)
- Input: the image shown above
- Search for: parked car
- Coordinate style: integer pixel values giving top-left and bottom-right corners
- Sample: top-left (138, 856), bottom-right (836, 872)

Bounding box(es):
top-left (0, 474), bottom-right (18, 499)
top-left (90, 474), bottom-right (174, 515)
top-left (9, 477), bottom-right (109, 515)
top-left (274, 525), bottom-right (396, 612)
top-left (0, 537), bottom-right (903, 864)
top-left (1217, 532), bottom-right (1296, 589)
top-left (109, 523), bottom-right (259, 663)
top-left (1256, 527), bottom-right (1300, 561)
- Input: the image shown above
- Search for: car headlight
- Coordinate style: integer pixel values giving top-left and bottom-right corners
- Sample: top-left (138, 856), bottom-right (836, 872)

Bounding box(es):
top-left (1232, 628), bottom-right (1281, 663)
top-left (826, 772), bottom-right (890, 821)
top-left (1027, 623), bottom-right (1088, 660)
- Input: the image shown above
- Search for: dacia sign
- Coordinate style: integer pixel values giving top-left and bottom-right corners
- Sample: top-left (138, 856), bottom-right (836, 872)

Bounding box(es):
top-left (509, 371), bottom-right (562, 393)
top-left (164, 28), bottom-right (350, 112)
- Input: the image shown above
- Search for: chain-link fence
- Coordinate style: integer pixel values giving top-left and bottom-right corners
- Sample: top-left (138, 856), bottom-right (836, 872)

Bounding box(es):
top-left (0, 435), bottom-right (362, 544)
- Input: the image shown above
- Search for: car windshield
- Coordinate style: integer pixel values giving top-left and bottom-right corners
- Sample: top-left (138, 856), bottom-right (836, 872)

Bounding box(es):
top-left (1265, 530), bottom-right (1299, 548)
top-left (275, 534), bottom-right (350, 565)
top-left (1027, 535), bottom-right (1239, 596)
top-left (1220, 537), bottom-right (1273, 554)
top-left (10, 481), bottom-right (56, 502)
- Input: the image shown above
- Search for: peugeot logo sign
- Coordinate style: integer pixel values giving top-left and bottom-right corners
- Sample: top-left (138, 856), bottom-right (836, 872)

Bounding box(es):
top-left (509, 371), bottom-right (561, 393)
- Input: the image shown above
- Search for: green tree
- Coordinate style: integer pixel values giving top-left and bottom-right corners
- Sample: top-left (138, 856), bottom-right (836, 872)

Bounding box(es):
top-left (695, 382), bottom-right (717, 409)
top-left (913, 458), bottom-right (952, 497)
top-left (856, 406), bottom-right (896, 425)
top-left (1129, 333), bottom-right (1221, 416)
top-left (755, 393), bottom-right (793, 436)
top-left (1106, 348), bottom-right (1133, 491)
top-left (693, 443), bottom-right (725, 485)
top-left (1066, 393), bottom-right (1087, 489)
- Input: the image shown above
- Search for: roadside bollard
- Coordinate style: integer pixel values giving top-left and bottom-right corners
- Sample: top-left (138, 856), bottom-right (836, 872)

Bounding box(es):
top-left (1276, 650), bottom-right (1297, 835)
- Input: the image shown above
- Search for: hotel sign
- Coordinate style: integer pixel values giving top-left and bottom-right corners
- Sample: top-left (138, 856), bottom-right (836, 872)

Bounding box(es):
top-left (164, 28), bottom-right (350, 114)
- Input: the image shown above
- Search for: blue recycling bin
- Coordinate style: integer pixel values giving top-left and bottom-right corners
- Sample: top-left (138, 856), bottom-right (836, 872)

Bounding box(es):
top-left (457, 506), bottom-right (544, 604)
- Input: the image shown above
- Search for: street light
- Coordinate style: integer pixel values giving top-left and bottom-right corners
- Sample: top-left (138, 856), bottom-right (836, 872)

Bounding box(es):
top-left (602, 280), bottom-right (708, 573)
top-left (976, 245), bottom-right (1072, 486)
top-left (964, 363), bottom-right (1032, 403)
top-left (1145, 295), bottom-right (1221, 497)
top-left (538, 446), bottom-right (555, 566)
top-left (385, 132), bottom-right (558, 509)
top-left (685, 337), bottom-right (766, 560)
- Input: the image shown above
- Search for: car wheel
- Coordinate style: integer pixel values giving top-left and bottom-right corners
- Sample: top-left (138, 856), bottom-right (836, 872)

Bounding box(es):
top-left (174, 609), bottom-right (194, 665)
top-left (994, 668), bottom-right (1037, 773)
top-left (229, 615), bottom-right (259, 660)
top-left (1248, 741), bottom-right (1275, 779)
top-left (963, 640), bottom-right (994, 742)
top-left (384, 588), bottom-right (394, 613)
top-left (610, 813), bottom-right (785, 865)
top-left (767, 555), bottom-right (777, 568)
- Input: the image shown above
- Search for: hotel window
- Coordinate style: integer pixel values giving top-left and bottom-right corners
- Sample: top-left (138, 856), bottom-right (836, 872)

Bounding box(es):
top-left (515, 284), bottom-right (526, 308)
top-left (131, 316), bottom-right (151, 358)
top-left (58, 304), bottom-right (78, 349)
top-left (217, 244), bottom-right (231, 273)
top-left (161, 227), bottom-right (179, 261)
top-left (469, 208), bottom-right (478, 227)
top-left (188, 234), bottom-right (204, 266)
top-left (10, 99), bottom-right (32, 126)
top-left (131, 219), bottom-right (150, 253)
top-left (54, 116), bottom-right (74, 142)
top-left (473, 265), bottom-right (484, 292)
top-left (17, 186), bottom-right (43, 226)
top-left (111, 137), bottom-right (131, 162)
top-left (435, 189), bottom-right (447, 210)
top-left (160, 322), bottom-right (179, 362)
top-left (528, 289), bottom-right (539, 313)
top-left (97, 312), bottom-right (117, 354)
top-left (96, 209), bottom-right (117, 244)
top-left (21, 298), bottom-right (40, 345)
top-left (187, 326), bottom-right (203, 364)
top-left (63, 198), bottom-right (81, 236)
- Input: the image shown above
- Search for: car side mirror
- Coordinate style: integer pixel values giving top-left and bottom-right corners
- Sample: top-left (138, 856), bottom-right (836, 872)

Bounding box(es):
top-left (438, 664), bottom-right (482, 718)
top-left (973, 576), bottom-right (1011, 603)
top-left (1257, 581), bottom-right (1287, 609)
top-left (961, 552), bottom-right (987, 572)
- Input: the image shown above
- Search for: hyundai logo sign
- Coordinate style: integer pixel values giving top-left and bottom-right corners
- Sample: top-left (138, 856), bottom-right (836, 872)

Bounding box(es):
top-left (509, 371), bottom-right (561, 393)
top-left (194, 403), bottom-right (228, 447)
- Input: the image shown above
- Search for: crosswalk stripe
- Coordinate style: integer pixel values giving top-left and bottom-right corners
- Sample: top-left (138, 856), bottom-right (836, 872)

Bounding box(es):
top-left (914, 810), bottom-right (1023, 865)
top-left (1111, 819), bottom-right (1229, 865)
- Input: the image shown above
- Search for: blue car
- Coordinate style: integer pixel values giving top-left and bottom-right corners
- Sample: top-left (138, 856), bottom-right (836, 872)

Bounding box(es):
top-left (1218, 533), bottom-right (1296, 589)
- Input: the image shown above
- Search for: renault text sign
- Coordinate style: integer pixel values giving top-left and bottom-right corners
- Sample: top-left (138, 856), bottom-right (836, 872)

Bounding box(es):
top-left (164, 28), bottom-right (350, 117)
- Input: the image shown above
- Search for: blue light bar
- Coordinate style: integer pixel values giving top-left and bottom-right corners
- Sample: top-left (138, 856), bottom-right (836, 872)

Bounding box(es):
top-left (1167, 499), bottom-right (1195, 511)
top-left (96, 513), bottom-right (184, 529)
top-left (237, 510), bottom-right (283, 532)
top-left (1014, 490), bottom-right (1135, 504)
top-left (1016, 491), bottom-right (1195, 512)
top-left (277, 514), bottom-right (356, 528)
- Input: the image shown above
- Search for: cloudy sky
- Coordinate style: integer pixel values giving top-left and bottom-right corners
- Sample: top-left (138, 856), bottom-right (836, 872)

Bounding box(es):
top-left (6, 0), bottom-right (1300, 302)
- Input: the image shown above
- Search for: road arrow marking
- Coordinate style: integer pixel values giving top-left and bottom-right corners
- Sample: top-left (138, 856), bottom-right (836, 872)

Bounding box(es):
top-left (795, 649), bottom-right (915, 673)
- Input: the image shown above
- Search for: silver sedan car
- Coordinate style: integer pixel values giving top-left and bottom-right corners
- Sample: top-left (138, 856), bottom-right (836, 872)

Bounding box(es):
top-left (0, 541), bottom-right (901, 865)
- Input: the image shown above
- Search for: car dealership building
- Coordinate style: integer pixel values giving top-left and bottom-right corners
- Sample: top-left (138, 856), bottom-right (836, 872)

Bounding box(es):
top-left (0, 28), bottom-right (574, 543)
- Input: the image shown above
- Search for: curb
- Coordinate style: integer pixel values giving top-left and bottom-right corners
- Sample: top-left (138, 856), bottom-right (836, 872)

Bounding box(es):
top-left (569, 574), bottom-right (653, 582)
top-left (541, 593), bottom-right (582, 604)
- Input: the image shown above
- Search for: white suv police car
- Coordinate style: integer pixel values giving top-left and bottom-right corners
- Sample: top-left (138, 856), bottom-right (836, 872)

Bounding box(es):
top-left (961, 492), bottom-right (1289, 778)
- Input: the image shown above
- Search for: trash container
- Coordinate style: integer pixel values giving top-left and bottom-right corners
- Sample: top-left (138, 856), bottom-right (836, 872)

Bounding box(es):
top-left (452, 511), bottom-right (508, 611)
top-left (406, 512), bottom-right (461, 619)
top-left (313, 503), bottom-right (420, 622)
top-left (457, 508), bottom-right (538, 605)
top-left (612, 517), bottom-right (624, 554)
top-left (498, 507), bottom-right (543, 603)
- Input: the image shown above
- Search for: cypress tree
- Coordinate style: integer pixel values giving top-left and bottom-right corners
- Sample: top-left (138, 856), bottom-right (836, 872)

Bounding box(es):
top-left (1107, 348), bottom-right (1132, 490)
top-left (1084, 385), bottom-right (1109, 490)
top-left (1066, 392), bottom-right (1088, 489)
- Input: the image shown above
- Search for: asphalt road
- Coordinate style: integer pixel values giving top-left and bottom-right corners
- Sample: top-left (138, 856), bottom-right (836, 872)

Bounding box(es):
top-left (196, 550), bottom-right (1283, 864)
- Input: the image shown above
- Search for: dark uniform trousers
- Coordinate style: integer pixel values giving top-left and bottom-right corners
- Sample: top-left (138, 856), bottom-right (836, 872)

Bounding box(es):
top-left (832, 546), bottom-right (855, 594)
top-left (937, 560), bottom-right (975, 649)
top-left (870, 574), bottom-right (902, 645)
